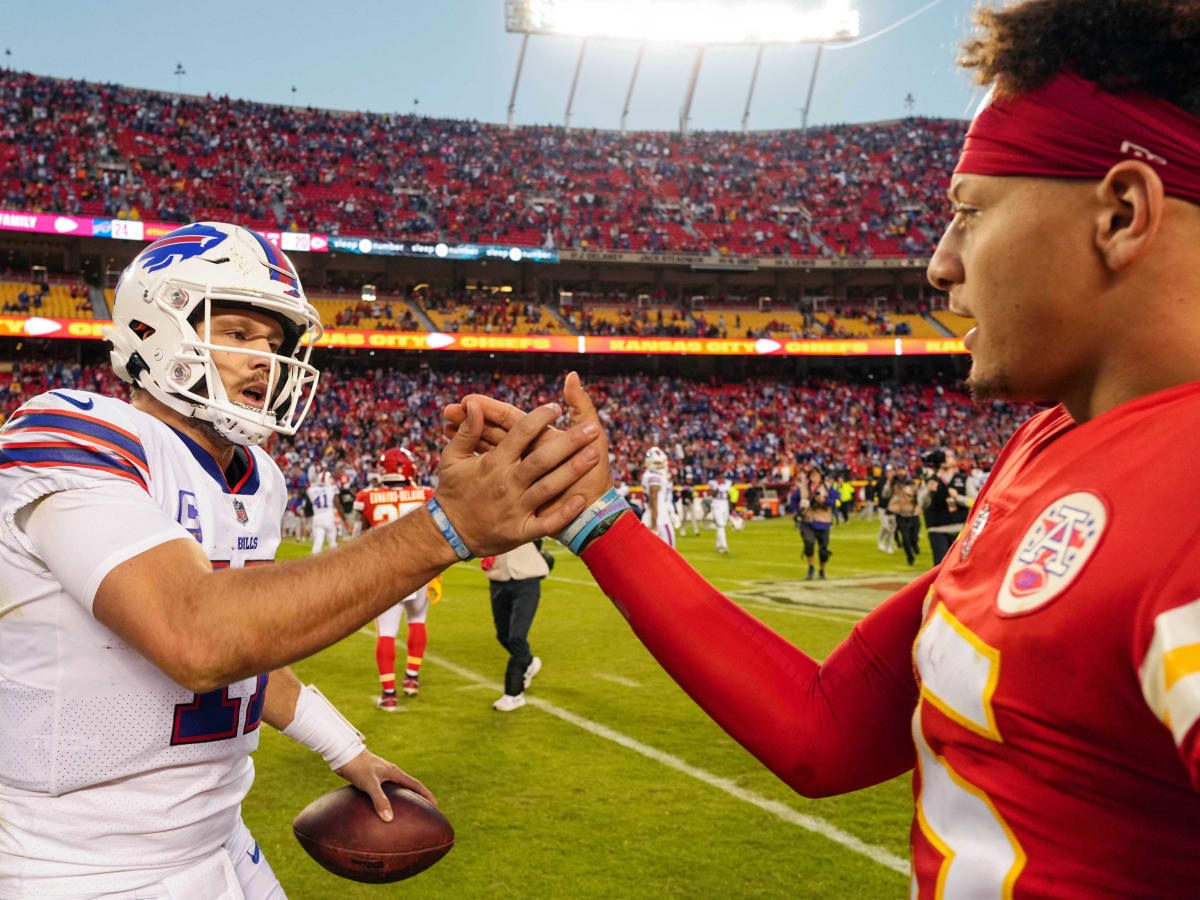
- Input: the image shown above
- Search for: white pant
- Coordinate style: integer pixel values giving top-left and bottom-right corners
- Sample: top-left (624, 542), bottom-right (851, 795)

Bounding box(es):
top-left (877, 507), bottom-right (896, 552)
top-left (57, 818), bottom-right (285, 900)
top-left (712, 500), bottom-right (730, 551)
top-left (310, 517), bottom-right (338, 554)
top-left (377, 586), bottom-right (430, 637)
top-left (641, 511), bottom-right (675, 547)
top-left (680, 499), bottom-right (701, 534)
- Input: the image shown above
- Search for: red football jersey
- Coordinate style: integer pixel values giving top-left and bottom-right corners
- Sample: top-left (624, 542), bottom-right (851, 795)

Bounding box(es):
top-left (581, 381), bottom-right (1200, 899)
top-left (353, 483), bottom-right (432, 528)
top-left (909, 383), bottom-right (1200, 898)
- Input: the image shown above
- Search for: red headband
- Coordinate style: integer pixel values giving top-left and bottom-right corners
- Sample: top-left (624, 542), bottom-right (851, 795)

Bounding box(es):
top-left (954, 71), bottom-right (1200, 205)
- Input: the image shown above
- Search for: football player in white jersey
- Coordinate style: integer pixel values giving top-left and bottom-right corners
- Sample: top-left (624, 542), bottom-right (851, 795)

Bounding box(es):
top-left (307, 469), bottom-right (339, 553)
top-left (640, 446), bottom-right (674, 547)
top-left (709, 474), bottom-right (734, 553)
top-left (0, 222), bottom-right (600, 899)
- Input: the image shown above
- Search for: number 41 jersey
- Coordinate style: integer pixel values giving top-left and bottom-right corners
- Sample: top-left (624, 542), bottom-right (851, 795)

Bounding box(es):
top-left (0, 389), bottom-right (285, 896)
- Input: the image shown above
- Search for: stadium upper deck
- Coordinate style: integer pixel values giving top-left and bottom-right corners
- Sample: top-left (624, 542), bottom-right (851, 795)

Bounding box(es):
top-left (0, 69), bottom-right (964, 261)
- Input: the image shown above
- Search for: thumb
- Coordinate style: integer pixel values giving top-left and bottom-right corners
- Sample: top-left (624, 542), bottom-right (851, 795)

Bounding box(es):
top-left (444, 397), bottom-right (482, 460)
top-left (564, 371), bottom-right (599, 426)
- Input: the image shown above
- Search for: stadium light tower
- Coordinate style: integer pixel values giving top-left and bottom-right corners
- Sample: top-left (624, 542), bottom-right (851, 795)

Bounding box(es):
top-left (504, 0), bottom-right (860, 134)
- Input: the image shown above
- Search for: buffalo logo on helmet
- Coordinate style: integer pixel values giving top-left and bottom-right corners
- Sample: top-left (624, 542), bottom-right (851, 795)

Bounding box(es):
top-left (139, 223), bottom-right (229, 273)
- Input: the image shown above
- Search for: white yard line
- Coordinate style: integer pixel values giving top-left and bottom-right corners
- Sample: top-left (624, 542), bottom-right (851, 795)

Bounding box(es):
top-left (593, 673), bottom-right (641, 688)
top-left (548, 575), bottom-right (865, 624)
top-left (730, 599), bottom-right (867, 624)
top-left (421, 651), bottom-right (910, 878)
top-left (546, 574), bottom-right (605, 588)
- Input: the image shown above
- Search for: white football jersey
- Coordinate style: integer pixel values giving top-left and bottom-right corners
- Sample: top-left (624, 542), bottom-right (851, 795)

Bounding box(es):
top-left (0, 389), bottom-right (285, 896)
top-left (710, 478), bottom-right (733, 504)
top-left (306, 481), bottom-right (338, 522)
top-left (641, 469), bottom-right (674, 521)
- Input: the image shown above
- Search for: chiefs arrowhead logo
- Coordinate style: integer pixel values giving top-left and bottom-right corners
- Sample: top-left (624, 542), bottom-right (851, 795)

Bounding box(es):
top-left (997, 492), bottom-right (1107, 614)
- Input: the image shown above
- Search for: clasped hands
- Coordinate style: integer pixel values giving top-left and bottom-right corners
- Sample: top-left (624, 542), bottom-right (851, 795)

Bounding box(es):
top-left (432, 372), bottom-right (613, 556)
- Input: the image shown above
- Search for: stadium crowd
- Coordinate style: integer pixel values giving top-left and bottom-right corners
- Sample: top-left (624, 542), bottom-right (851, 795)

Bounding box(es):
top-left (0, 69), bottom-right (965, 259)
top-left (2, 361), bottom-right (1028, 505)
top-left (395, 289), bottom-right (928, 340)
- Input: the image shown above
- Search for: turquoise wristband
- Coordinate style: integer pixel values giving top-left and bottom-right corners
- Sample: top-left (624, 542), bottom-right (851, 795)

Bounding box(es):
top-left (425, 497), bottom-right (473, 561)
top-left (560, 488), bottom-right (630, 555)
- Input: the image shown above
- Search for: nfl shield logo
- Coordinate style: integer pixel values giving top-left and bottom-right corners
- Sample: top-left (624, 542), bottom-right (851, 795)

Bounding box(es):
top-left (232, 499), bottom-right (249, 525)
top-left (960, 502), bottom-right (990, 561)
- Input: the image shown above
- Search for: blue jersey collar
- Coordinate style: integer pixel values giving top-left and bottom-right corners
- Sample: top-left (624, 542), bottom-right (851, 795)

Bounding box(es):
top-left (167, 426), bottom-right (261, 495)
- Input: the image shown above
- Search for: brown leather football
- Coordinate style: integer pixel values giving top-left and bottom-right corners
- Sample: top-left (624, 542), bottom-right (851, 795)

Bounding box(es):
top-left (292, 783), bottom-right (454, 883)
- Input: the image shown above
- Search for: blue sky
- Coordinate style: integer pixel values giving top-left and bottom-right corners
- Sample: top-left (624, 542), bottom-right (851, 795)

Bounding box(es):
top-left (11, 0), bottom-right (983, 131)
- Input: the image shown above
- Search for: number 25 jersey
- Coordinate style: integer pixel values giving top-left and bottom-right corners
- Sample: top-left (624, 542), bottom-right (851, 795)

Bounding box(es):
top-left (353, 483), bottom-right (433, 528)
top-left (0, 389), bottom-right (285, 896)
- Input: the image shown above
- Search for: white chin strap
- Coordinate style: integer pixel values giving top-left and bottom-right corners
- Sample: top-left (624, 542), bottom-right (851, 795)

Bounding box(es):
top-left (193, 401), bottom-right (277, 447)
top-left (137, 377), bottom-right (274, 447)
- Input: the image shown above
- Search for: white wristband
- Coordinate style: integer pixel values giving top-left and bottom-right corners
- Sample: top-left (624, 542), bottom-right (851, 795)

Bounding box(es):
top-left (280, 685), bottom-right (366, 772)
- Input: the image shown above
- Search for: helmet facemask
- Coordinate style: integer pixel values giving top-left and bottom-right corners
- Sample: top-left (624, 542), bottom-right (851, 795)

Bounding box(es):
top-left (182, 293), bottom-right (321, 445)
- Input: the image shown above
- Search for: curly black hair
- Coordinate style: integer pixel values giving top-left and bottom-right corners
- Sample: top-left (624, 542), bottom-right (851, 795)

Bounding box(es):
top-left (960, 0), bottom-right (1200, 114)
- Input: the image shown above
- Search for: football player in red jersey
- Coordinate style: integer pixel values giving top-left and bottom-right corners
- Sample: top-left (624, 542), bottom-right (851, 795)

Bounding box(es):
top-left (354, 448), bottom-right (437, 709)
top-left (447, 2), bottom-right (1200, 895)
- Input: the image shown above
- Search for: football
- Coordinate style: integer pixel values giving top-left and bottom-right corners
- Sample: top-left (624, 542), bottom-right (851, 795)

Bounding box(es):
top-left (292, 783), bottom-right (455, 883)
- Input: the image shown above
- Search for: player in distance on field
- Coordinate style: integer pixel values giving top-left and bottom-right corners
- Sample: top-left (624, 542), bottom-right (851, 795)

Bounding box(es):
top-left (447, 1), bottom-right (1200, 893)
top-left (707, 471), bottom-right (734, 554)
top-left (0, 222), bottom-right (599, 898)
top-left (307, 468), bottom-right (340, 554)
top-left (354, 447), bottom-right (436, 707)
top-left (640, 446), bottom-right (675, 546)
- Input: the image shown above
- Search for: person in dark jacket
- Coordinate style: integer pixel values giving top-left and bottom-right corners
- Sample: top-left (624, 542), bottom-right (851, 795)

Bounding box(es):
top-left (919, 449), bottom-right (971, 565)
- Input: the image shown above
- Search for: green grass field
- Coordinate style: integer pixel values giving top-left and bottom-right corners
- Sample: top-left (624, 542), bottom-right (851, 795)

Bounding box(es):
top-left (248, 517), bottom-right (927, 898)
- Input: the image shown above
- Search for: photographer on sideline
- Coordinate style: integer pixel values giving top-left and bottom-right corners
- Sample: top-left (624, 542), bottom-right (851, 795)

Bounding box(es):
top-left (919, 449), bottom-right (972, 565)
top-left (882, 465), bottom-right (922, 566)
top-left (794, 467), bottom-right (837, 580)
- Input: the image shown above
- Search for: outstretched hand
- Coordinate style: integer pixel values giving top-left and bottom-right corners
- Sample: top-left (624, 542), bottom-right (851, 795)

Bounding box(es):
top-left (443, 373), bottom-right (614, 522)
top-left (433, 395), bottom-right (600, 556)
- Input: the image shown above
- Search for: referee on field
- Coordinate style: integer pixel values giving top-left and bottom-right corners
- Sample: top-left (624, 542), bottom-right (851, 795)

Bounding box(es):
top-left (482, 541), bottom-right (550, 711)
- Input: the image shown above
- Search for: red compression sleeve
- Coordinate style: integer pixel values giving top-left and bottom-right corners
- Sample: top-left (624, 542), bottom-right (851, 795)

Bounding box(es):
top-left (582, 513), bottom-right (931, 797)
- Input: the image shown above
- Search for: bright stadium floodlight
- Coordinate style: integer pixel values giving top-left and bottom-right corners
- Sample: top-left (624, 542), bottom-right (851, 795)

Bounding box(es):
top-left (502, 0), bottom-right (861, 134)
top-left (505, 0), bottom-right (860, 45)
